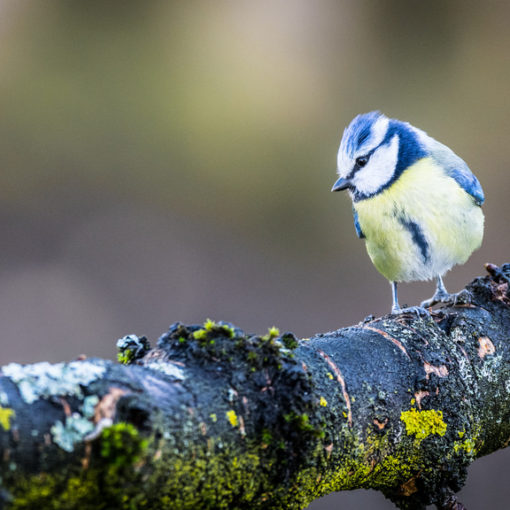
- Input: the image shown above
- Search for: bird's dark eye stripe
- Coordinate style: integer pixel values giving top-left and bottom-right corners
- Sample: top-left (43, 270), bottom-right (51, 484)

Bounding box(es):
top-left (346, 152), bottom-right (372, 180)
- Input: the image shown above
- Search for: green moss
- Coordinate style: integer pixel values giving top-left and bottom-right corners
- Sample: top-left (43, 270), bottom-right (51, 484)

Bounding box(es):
top-left (157, 322), bottom-right (300, 376)
top-left (0, 405), bottom-right (15, 431)
top-left (100, 422), bottom-right (148, 467)
top-left (117, 350), bottom-right (134, 365)
top-left (9, 422), bottom-right (150, 509)
top-left (267, 326), bottom-right (280, 338)
top-left (283, 412), bottom-right (325, 438)
top-left (193, 329), bottom-right (208, 341)
top-left (116, 334), bottom-right (150, 365)
top-left (280, 332), bottom-right (299, 350)
top-left (203, 318), bottom-right (235, 337)
top-left (203, 318), bottom-right (217, 331)
top-left (261, 428), bottom-right (273, 445)
top-left (400, 408), bottom-right (447, 440)
top-left (155, 447), bottom-right (263, 509)
top-left (9, 472), bottom-right (101, 510)
top-left (262, 327), bottom-right (280, 341)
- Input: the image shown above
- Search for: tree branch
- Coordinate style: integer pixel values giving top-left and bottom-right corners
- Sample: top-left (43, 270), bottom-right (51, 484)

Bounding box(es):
top-left (1, 264), bottom-right (510, 510)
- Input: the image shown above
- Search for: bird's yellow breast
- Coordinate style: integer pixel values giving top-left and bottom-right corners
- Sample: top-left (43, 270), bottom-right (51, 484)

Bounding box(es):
top-left (353, 157), bottom-right (484, 282)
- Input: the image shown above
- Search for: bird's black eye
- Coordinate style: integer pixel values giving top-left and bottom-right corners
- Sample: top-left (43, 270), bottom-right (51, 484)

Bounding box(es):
top-left (355, 155), bottom-right (369, 168)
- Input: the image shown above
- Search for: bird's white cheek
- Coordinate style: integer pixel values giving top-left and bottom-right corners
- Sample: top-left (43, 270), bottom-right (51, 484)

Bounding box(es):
top-left (353, 135), bottom-right (400, 195)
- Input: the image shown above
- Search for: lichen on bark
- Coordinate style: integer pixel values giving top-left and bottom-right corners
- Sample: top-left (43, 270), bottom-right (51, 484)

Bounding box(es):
top-left (1, 264), bottom-right (510, 510)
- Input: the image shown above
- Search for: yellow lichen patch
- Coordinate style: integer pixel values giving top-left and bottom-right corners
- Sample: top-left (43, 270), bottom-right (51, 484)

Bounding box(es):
top-left (478, 336), bottom-right (495, 358)
top-left (454, 437), bottom-right (477, 455)
top-left (0, 406), bottom-right (15, 431)
top-left (319, 396), bottom-right (328, 407)
top-left (400, 408), bottom-right (447, 440)
top-left (226, 409), bottom-right (238, 427)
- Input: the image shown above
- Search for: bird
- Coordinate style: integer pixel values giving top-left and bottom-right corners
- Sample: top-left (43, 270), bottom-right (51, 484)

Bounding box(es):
top-left (331, 111), bottom-right (484, 315)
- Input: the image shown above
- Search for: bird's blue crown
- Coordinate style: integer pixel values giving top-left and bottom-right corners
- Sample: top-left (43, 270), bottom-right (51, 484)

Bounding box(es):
top-left (342, 111), bottom-right (385, 159)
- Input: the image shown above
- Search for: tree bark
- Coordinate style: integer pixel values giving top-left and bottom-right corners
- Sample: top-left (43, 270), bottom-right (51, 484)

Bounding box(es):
top-left (1, 264), bottom-right (510, 510)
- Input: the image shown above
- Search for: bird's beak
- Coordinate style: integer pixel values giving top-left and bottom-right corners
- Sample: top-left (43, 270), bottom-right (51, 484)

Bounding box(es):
top-left (331, 176), bottom-right (352, 192)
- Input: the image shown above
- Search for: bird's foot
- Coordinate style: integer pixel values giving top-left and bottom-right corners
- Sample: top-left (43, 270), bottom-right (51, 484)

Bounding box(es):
top-left (421, 289), bottom-right (472, 309)
top-left (391, 305), bottom-right (431, 318)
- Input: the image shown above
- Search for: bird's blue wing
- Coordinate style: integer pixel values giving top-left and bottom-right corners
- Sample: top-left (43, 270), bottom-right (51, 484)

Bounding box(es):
top-left (352, 207), bottom-right (365, 238)
top-left (428, 139), bottom-right (485, 205)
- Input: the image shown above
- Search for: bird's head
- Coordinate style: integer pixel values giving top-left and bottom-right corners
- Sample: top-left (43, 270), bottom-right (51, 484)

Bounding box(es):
top-left (332, 111), bottom-right (426, 200)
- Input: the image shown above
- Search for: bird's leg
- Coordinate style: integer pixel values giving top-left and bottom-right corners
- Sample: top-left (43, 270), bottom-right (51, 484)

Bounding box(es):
top-left (420, 275), bottom-right (472, 308)
top-left (391, 281), bottom-right (401, 314)
top-left (391, 281), bottom-right (430, 317)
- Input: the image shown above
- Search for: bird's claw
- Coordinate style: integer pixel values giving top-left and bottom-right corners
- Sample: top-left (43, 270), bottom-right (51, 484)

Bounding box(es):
top-left (452, 289), bottom-right (472, 305)
top-left (420, 289), bottom-right (472, 309)
top-left (392, 305), bottom-right (431, 318)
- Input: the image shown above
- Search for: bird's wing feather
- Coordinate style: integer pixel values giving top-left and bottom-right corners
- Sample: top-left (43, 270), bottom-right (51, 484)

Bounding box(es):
top-left (352, 207), bottom-right (365, 238)
top-left (427, 138), bottom-right (485, 205)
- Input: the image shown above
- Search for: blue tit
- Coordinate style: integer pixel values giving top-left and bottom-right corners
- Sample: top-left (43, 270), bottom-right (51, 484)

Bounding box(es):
top-left (331, 111), bottom-right (484, 315)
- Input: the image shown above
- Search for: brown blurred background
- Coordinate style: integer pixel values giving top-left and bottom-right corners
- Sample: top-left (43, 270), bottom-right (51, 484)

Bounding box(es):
top-left (0, 1), bottom-right (508, 508)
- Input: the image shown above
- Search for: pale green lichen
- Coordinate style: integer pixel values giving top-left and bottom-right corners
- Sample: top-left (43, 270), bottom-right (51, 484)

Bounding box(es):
top-left (50, 413), bottom-right (95, 452)
top-left (145, 361), bottom-right (186, 380)
top-left (0, 405), bottom-right (15, 430)
top-left (81, 395), bottom-right (99, 419)
top-left (2, 361), bottom-right (106, 404)
top-left (400, 408), bottom-right (447, 440)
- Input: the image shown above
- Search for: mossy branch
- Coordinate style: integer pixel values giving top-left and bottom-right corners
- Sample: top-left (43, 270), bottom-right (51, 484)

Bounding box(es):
top-left (1, 264), bottom-right (510, 510)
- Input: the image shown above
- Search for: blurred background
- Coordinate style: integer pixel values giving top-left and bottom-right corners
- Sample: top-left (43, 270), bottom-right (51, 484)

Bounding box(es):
top-left (0, 1), bottom-right (508, 508)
